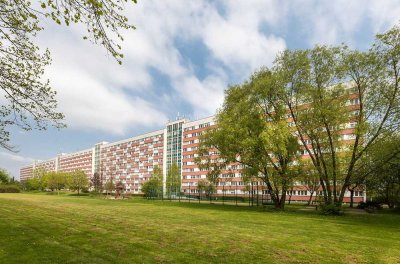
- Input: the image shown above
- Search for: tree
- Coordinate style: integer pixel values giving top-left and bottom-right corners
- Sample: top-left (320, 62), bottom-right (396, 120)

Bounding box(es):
top-left (115, 181), bottom-right (125, 198)
top-left (0, 168), bottom-right (10, 184)
top-left (91, 172), bottom-right (103, 193)
top-left (141, 166), bottom-right (163, 198)
top-left (195, 145), bottom-right (222, 200)
top-left (104, 179), bottom-right (115, 198)
top-left (0, 0), bottom-right (137, 150)
top-left (275, 46), bottom-right (351, 206)
top-left (25, 177), bottom-right (41, 191)
top-left (31, 167), bottom-right (48, 191)
top-left (273, 24), bottom-right (400, 206)
top-left (205, 182), bottom-right (216, 198)
top-left (46, 171), bottom-right (67, 194)
top-left (68, 170), bottom-right (89, 196)
top-left (369, 162), bottom-right (400, 209)
top-left (300, 160), bottom-right (321, 205)
top-left (166, 163), bottom-right (181, 197)
top-left (197, 69), bottom-right (300, 209)
top-left (197, 179), bottom-right (207, 200)
top-left (364, 135), bottom-right (400, 208)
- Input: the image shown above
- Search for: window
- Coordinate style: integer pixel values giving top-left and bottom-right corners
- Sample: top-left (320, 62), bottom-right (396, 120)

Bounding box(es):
top-left (350, 98), bottom-right (360, 105)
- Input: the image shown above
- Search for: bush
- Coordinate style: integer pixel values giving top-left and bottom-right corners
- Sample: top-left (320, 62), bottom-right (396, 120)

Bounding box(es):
top-left (0, 184), bottom-right (20, 193)
top-left (357, 201), bottom-right (382, 213)
top-left (319, 203), bottom-right (344, 216)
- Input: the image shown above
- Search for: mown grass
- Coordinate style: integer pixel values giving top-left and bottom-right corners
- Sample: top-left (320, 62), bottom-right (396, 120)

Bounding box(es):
top-left (0, 193), bottom-right (399, 264)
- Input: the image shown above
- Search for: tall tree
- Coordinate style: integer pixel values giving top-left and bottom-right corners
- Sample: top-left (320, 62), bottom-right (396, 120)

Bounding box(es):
top-left (275, 45), bottom-right (350, 205)
top-left (91, 172), bottom-right (103, 193)
top-left (337, 25), bottom-right (400, 203)
top-left (0, 0), bottom-right (136, 150)
top-left (197, 69), bottom-right (300, 209)
top-left (274, 25), bottom-right (400, 205)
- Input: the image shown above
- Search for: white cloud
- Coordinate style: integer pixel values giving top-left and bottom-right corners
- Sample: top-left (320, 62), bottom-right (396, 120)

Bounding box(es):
top-left (127, 0), bottom-right (287, 115)
top-left (47, 67), bottom-right (167, 135)
top-left (32, 0), bottom-right (400, 136)
top-left (290, 0), bottom-right (400, 46)
top-left (203, 20), bottom-right (285, 75)
top-left (367, 1), bottom-right (400, 32)
top-left (33, 0), bottom-right (289, 129)
top-left (172, 74), bottom-right (226, 117)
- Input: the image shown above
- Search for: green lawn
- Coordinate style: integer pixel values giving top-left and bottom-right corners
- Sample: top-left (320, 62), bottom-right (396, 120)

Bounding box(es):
top-left (0, 193), bottom-right (399, 263)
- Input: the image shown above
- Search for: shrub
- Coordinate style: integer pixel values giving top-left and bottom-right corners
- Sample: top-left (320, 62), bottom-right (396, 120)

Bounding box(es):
top-left (319, 203), bottom-right (344, 216)
top-left (0, 184), bottom-right (20, 193)
top-left (357, 201), bottom-right (382, 213)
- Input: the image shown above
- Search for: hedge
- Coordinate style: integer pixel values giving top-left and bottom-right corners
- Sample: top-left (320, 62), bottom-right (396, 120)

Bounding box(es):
top-left (0, 184), bottom-right (20, 193)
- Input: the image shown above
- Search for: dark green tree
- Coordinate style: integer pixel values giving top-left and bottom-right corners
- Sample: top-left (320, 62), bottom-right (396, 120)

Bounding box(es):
top-left (0, 168), bottom-right (10, 184)
top-left (91, 172), bottom-right (103, 193)
top-left (364, 135), bottom-right (400, 208)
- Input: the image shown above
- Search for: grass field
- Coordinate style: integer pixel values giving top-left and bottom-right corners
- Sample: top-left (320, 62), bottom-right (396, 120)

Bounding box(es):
top-left (0, 193), bottom-right (399, 263)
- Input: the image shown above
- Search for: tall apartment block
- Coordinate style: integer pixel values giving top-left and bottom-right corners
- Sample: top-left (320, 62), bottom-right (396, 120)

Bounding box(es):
top-left (20, 88), bottom-right (366, 203)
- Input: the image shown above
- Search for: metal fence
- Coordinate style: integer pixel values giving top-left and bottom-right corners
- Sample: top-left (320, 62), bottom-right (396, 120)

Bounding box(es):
top-left (143, 185), bottom-right (275, 207)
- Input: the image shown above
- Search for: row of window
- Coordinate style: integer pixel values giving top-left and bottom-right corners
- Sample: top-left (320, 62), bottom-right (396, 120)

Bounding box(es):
top-left (183, 122), bottom-right (211, 132)
top-left (104, 135), bottom-right (163, 149)
top-left (184, 131), bottom-right (203, 138)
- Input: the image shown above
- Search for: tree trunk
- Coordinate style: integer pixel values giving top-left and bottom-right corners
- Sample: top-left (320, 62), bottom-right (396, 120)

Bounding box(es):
top-left (279, 194), bottom-right (286, 210)
top-left (307, 191), bottom-right (314, 206)
top-left (273, 198), bottom-right (281, 209)
top-left (349, 189), bottom-right (354, 208)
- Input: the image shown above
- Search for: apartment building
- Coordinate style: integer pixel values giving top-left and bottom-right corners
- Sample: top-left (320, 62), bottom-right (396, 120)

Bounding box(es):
top-left (57, 148), bottom-right (93, 176)
top-left (181, 116), bottom-right (248, 196)
top-left (19, 158), bottom-right (57, 182)
top-left (20, 91), bottom-right (366, 203)
top-left (99, 130), bottom-right (164, 193)
top-left (20, 165), bottom-right (34, 182)
top-left (19, 120), bottom-right (182, 195)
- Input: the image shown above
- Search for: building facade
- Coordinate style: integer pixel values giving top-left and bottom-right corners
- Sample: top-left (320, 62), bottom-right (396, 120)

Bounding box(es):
top-left (20, 107), bottom-right (366, 203)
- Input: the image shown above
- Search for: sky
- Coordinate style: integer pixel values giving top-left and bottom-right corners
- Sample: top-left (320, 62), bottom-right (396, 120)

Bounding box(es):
top-left (1, 0), bottom-right (400, 179)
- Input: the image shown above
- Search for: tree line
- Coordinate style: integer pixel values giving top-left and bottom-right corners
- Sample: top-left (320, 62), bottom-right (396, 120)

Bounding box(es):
top-left (22, 168), bottom-right (89, 195)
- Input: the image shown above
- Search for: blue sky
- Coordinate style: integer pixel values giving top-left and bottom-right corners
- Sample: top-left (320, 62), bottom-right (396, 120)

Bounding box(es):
top-left (1, 0), bottom-right (400, 179)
